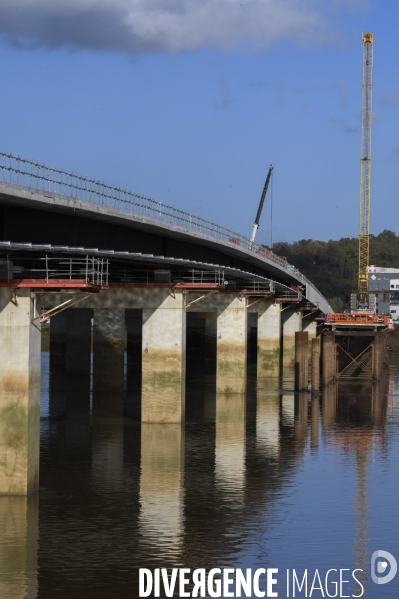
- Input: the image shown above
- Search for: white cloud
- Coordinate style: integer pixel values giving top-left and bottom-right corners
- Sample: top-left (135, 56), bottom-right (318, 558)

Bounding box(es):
top-left (0, 0), bottom-right (368, 54)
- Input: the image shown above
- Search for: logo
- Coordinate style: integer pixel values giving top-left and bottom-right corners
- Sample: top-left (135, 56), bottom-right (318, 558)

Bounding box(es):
top-left (371, 550), bottom-right (397, 585)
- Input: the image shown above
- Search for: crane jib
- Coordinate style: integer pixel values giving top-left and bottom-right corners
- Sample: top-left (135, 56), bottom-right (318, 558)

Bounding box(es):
top-left (254, 165), bottom-right (274, 227)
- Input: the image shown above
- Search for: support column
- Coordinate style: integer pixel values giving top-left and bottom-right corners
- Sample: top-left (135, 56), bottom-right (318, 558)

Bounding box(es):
top-left (322, 332), bottom-right (336, 385)
top-left (65, 309), bottom-right (92, 417)
top-left (204, 313), bottom-right (217, 376)
top-left (311, 338), bottom-right (320, 392)
top-left (257, 301), bottom-right (281, 378)
top-left (373, 332), bottom-right (386, 380)
top-left (216, 296), bottom-right (247, 393)
top-left (295, 331), bottom-right (308, 391)
top-left (0, 289), bottom-right (41, 495)
top-left (93, 309), bottom-right (125, 414)
top-left (66, 309), bottom-right (91, 376)
top-left (49, 312), bottom-right (67, 371)
top-left (49, 312), bottom-right (67, 420)
top-left (142, 292), bottom-right (186, 423)
top-left (303, 319), bottom-right (317, 363)
top-left (282, 310), bottom-right (302, 368)
top-left (126, 309), bottom-right (142, 419)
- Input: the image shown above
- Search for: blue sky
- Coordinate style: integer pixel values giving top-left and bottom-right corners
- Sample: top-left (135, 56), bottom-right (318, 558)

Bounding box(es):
top-left (0, 0), bottom-right (398, 244)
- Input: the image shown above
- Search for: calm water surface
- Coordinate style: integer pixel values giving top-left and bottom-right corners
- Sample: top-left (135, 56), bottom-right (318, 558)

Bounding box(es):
top-left (1, 352), bottom-right (399, 598)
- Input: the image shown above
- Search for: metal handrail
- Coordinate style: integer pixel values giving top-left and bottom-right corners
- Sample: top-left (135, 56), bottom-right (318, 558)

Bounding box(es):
top-left (0, 152), bottom-right (330, 308)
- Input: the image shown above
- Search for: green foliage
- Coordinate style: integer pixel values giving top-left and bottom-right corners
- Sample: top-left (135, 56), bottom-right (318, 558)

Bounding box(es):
top-left (271, 230), bottom-right (399, 305)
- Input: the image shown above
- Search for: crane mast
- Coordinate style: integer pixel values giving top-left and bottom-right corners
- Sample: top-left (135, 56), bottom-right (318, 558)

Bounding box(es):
top-left (249, 164), bottom-right (273, 249)
top-left (358, 32), bottom-right (373, 306)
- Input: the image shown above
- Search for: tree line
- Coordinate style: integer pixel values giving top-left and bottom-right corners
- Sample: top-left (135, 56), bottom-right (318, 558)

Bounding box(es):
top-left (268, 229), bottom-right (399, 313)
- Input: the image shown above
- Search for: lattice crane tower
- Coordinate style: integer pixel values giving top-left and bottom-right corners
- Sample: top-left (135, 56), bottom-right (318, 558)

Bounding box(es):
top-left (358, 32), bottom-right (373, 305)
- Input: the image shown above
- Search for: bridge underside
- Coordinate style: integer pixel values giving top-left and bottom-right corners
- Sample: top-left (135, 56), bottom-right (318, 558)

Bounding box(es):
top-left (0, 202), bottom-right (290, 287)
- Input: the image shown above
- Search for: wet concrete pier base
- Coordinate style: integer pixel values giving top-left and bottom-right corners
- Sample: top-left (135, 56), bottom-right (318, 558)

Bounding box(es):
top-left (0, 289), bottom-right (41, 494)
top-left (295, 331), bottom-right (308, 391)
top-left (216, 296), bottom-right (247, 393)
top-left (257, 301), bottom-right (281, 378)
top-left (142, 292), bottom-right (186, 423)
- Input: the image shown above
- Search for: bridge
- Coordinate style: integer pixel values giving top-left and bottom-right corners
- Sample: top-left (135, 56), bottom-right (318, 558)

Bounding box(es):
top-left (0, 152), bottom-right (332, 496)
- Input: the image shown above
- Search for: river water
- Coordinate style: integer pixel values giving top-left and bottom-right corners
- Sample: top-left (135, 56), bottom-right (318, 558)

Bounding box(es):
top-left (1, 350), bottom-right (399, 599)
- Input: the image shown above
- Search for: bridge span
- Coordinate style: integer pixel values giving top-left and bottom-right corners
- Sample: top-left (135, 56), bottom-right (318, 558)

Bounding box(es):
top-left (0, 153), bottom-right (332, 496)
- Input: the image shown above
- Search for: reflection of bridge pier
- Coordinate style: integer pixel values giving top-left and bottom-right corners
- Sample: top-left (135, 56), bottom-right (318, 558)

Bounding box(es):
top-left (91, 417), bottom-right (125, 492)
top-left (0, 495), bottom-right (38, 598)
top-left (139, 424), bottom-right (184, 558)
top-left (215, 394), bottom-right (246, 499)
top-left (294, 392), bottom-right (308, 445)
top-left (318, 378), bottom-right (389, 596)
top-left (256, 391), bottom-right (280, 458)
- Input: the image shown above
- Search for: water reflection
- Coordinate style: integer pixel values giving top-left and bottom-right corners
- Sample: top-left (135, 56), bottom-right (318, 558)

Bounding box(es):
top-left (3, 353), bottom-right (397, 599)
top-left (256, 391), bottom-right (280, 458)
top-left (294, 392), bottom-right (308, 449)
top-left (321, 378), bottom-right (390, 597)
top-left (310, 395), bottom-right (319, 450)
top-left (0, 496), bottom-right (38, 599)
top-left (139, 424), bottom-right (185, 560)
top-left (91, 417), bottom-right (124, 493)
top-left (215, 394), bottom-right (246, 501)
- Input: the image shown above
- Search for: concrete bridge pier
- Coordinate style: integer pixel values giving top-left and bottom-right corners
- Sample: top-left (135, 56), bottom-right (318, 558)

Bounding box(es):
top-left (141, 291), bottom-right (186, 423)
top-left (49, 310), bottom-right (92, 418)
top-left (0, 288), bottom-right (41, 495)
top-left (93, 309), bottom-right (125, 415)
top-left (282, 309), bottom-right (302, 368)
top-left (216, 296), bottom-right (247, 393)
top-left (204, 313), bottom-right (217, 376)
top-left (126, 309), bottom-right (142, 419)
top-left (303, 318), bottom-right (317, 363)
top-left (49, 313), bottom-right (68, 420)
top-left (49, 312), bottom-right (67, 371)
top-left (256, 301), bottom-right (281, 379)
top-left (65, 309), bottom-right (92, 417)
top-left (295, 331), bottom-right (309, 391)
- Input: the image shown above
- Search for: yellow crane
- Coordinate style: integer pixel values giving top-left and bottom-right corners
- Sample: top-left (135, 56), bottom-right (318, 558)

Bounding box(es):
top-left (358, 32), bottom-right (373, 306)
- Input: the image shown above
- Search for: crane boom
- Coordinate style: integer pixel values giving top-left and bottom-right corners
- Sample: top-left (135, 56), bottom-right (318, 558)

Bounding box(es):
top-left (358, 32), bottom-right (373, 305)
top-left (249, 164), bottom-right (274, 248)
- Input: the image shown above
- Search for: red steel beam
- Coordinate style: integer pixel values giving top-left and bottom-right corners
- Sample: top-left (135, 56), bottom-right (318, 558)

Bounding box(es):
top-left (0, 279), bottom-right (105, 289)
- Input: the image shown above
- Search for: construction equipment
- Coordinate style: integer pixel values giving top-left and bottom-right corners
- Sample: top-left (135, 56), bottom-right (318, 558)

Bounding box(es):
top-left (325, 312), bottom-right (393, 330)
top-left (358, 32), bottom-right (373, 307)
top-left (249, 164), bottom-right (273, 249)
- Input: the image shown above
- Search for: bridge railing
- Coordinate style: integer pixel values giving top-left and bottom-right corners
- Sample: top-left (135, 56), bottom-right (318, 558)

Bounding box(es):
top-left (0, 152), bottom-right (330, 309)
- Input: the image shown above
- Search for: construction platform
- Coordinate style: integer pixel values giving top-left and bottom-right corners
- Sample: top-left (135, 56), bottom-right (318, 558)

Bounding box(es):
top-left (322, 313), bottom-right (392, 381)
